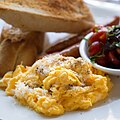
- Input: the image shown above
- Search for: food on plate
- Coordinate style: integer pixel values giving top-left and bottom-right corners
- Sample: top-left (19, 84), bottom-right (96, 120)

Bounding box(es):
top-left (0, 54), bottom-right (112, 116)
top-left (59, 43), bottom-right (80, 57)
top-left (0, 27), bottom-right (44, 76)
top-left (104, 16), bottom-right (120, 27)
top-left (45, 34), bottom-right (82, 54)
top-left (0, 0), bottom-right (94, 33)
top-left (46, 29), bottom-right (91, 54)
top-left (38, 43), bottom-right (80, 59)
top-left (87, 25), bottom-right (120, 69)
top-left (45, 16), bottom-right (120, 55)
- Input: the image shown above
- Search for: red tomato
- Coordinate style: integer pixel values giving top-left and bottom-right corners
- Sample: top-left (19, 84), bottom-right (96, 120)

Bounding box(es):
top-left (116, 48), bottom-right (120, 54)
top-left (108, 51), bottom-right (120, 65)
top-left (88, 31), bottom-right (107, 46)
top-left (95, 56), bottom-right (107, 66)
top-left (99, 31), bottom-right (107, 43)
top-left (88, 41), bottom-right (102, 56)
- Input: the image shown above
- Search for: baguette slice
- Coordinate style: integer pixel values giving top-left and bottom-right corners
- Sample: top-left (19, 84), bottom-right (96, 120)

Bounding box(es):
top-left (0, 0), bottom-right (94, 33)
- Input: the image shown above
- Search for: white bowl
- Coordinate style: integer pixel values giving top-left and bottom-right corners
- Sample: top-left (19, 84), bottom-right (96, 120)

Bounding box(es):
top-left (79, 32), bottom-right (120, 76)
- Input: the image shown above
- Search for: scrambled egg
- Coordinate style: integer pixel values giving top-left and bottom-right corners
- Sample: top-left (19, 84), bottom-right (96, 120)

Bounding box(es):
top-left (0, 54), bottom-right (112, 116)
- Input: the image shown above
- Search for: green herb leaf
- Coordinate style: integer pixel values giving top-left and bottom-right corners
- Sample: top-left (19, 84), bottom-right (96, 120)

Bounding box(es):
top-left (114, 25), bottom-right (120, 29)
top-left (109, 42), bottom-right (117, 48)
top-left (90, 54), bottom-right (104, 64)
top-left (95, 27), bottom-right (99, 32)
top-left (90, 56), bottom-right (96, 64)
top-left (107, 33), bottom-right (115, 37)
top-left (107, 26), bottom-right (113, 32)
top-left (115, 42), bottom-right (120, 48)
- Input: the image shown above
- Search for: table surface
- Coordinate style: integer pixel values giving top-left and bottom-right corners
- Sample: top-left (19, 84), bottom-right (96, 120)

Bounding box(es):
top-left (0, 2), bottom-right (120, 120)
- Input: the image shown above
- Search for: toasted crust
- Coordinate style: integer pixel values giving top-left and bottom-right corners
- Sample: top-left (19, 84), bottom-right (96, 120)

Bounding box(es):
top-left (0, 27), bottom-right (44, 76)
top-left (0, 0), bottom-right (94, 33)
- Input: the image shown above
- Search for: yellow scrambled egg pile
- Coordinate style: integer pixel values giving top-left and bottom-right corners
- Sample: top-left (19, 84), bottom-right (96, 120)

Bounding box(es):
top-left (0, 54), bottom-right (112, 116)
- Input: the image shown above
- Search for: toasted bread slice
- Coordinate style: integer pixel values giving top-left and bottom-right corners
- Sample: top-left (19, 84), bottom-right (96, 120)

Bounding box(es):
top-left (0, 26), bottom-right (44, 76)
top-left (0, 0), bottom-right (94, 33)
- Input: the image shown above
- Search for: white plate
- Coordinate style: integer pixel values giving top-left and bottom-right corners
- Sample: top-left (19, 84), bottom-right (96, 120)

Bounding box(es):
top-left (0, 75), bottom-right (120, 120)
top-left (85, 0), bottom-right (120, 25)
top-left (0, 3), bottom-right (120, 120)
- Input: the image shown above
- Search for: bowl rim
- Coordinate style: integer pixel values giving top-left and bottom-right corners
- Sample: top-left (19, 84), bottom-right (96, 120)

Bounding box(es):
top-left (79, 32), bottom-right (120, 73)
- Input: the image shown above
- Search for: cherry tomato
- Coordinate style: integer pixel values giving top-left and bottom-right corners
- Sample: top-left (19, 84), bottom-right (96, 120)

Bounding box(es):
top-left (88, 41), bottom-right (102, 56)
top-left (99, 31), bottom-right (107, 43)
top-left (108, 51), bottom-right (120, 65)
top-left (88, 25), bottom-right (120, 69)
top-left (95, 56), bottom-right (107, 66)
top-left (88, 31), bottom-right (107, 46)
top-left (116, 48), bottom-right (120, 54)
